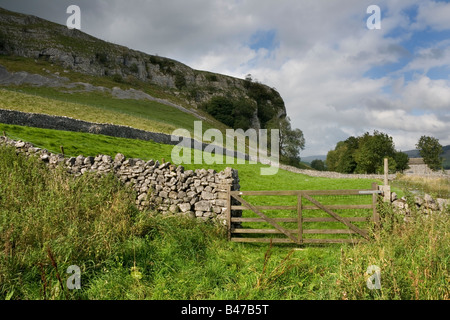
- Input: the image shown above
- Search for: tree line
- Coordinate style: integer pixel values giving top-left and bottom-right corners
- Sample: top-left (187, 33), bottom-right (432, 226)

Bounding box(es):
top-left (320, 132), bottom-right (444, 174)
top-left (325, 131), bottom-right (409, 174)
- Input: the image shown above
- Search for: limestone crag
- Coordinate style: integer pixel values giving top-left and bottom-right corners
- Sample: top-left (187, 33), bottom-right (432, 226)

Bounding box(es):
top-left (0, 6), bottom-right (288, 120)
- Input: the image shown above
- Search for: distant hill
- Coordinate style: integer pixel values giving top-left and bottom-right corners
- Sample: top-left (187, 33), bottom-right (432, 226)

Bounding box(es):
top-left (403, 149), bottom-right (420, 158)
top-left (302, 155), bottom-right (327, 164)
top-left (443, 145), bottom-right (450, 169)
top-left (0, 7), bottom-right (286, 131)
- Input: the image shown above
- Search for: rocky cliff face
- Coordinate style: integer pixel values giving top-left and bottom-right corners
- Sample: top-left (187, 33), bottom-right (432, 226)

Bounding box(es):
top-left (0, 7), bottom-right (286, 128)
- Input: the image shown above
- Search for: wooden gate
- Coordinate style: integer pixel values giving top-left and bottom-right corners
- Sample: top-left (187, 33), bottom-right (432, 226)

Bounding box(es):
top-left (227, 183), bottom-right (381, 245)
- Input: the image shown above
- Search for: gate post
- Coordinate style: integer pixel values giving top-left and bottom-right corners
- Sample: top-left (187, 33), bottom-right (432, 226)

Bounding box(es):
top-left (297, 194), bottom-right (303, 245)
top-left (372, 182), bottom-right (380, 230)
top-left (226, 183), bottom-right (231, 241)
top-left (384, 157), bottom-right (389, 186)
top-left (381, 157), bottom-right (391, 202)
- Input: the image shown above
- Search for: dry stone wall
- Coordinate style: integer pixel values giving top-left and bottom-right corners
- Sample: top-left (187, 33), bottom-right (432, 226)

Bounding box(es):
top-left (0, 108), bottom-right (249, 161)
top-left (0, 136), bottom-right (241, 225)
top-left (389, 191), bottom-right (449, 218)
top-left (278, 163), bottom-right (397, 180)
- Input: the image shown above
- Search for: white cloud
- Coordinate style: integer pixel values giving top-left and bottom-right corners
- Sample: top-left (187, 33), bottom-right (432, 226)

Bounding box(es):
top-left (400, 76), bottom-right (450, 111)
top-left (413, 1), bottom-right (450, 31)
top-left (370, 109), bottom-right (447, 132)
top-left (400, 41), bottom-right (450, 74)
top-left (1, 0), bottom-right (450, 155)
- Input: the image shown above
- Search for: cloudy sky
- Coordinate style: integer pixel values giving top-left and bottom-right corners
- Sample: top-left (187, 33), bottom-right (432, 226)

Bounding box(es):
top-left (1, 0), bottom-right (450, 156)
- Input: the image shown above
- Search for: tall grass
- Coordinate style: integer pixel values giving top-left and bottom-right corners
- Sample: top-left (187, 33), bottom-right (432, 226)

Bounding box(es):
top-left (0, 144), bottom-right (140, 299)
top-left (391, 174), bottom-right (450, 199)
top-left (333, 200), bottom-right (449, 300)
top-left (0, 144), bottom-right (301, 299)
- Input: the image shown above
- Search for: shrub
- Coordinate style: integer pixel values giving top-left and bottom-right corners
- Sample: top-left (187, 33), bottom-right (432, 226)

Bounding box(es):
top-left (206, 74), bottom-right (218, 82)
top-left (201, 96), bottom-right (235, 128)
top-left (201, 96), bottom-right (256, 130)
top-left (112, 73), bottom-right (123, 83)
top-left (0, 32), bottom-right (7, 51)
top-left (130, 63), bottom-right (139, 73)
top-left (174, 72), bottom-right (186, 89)
top-left (149, 55), bottom-right (175, 74)
top-left (95, 52), bottom-right (108, 65)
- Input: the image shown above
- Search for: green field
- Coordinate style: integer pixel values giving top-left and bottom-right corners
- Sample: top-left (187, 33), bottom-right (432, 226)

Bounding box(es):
top-left (0, 122), bottom-right (379, 193)
top-left (1, 124), bottom-right (448, 300)
top-left (0, 123), bottom-right (379, 244)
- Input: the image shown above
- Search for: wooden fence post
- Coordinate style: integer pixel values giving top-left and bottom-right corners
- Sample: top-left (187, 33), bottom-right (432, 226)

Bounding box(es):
top-left (372, 182), bottom-right (380, 230)
top-left (226, 184), bottom-right (231, 241)
top-left (297, 194), bottom-right (303, 245)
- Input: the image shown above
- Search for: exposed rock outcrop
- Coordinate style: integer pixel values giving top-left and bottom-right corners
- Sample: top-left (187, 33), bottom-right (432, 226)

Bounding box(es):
top-left (0, 7), bottom-right (287, 128)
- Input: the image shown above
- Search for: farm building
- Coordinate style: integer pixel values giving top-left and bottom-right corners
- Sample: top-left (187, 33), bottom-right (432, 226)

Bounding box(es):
top-left (404, 158), bottom-right (431, 175)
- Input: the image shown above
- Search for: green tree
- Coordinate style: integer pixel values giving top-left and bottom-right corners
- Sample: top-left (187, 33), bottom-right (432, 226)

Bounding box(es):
top-left (337, 136), bottom-right (358, 173)
top-left (326, 139), bottom-right (357, 173)
top-left (394, 151), bottom-right (409, 172)
top-left (354, 131), bottom-right (396, 174)
top-left (201, 96), bottom-right (234, 128)
top-left (326, 131), bottom-right (407, 174)
top-left (311, 159), bottom-right (325, 171)
top-left (376, 156), bottom-right (397, 174)
top-left (201, 97), bottom-right (256, 130)
top-left (175, 72), bottom-right (187, 89)
top-left (278, 117), bottom-right (305, 166)
top-left (416, 136), bottom-right (443, 171)
top-left (326, 148), bottom-right (339, 172)
top-left (232, 99), bottom-right (257, 131)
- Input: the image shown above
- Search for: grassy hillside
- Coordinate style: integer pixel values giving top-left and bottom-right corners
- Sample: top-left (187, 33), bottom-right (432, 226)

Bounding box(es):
top-left (0, 54), bottom-right (188, 106)
top-left (0, 123), bottom-right (382, 244)
top-left (0, 88), bottom-right (216, 135)
top-left (0, 122), bottom-right (426, 246)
